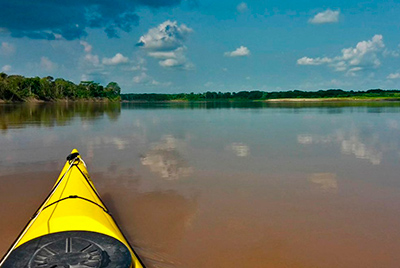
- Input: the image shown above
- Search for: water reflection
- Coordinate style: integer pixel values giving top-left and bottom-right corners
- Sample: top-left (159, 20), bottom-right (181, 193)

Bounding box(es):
top-left (0, 102), bottom-right (121, 131)
top-left (141, 135), bottom-right (193, 180)
top-left (308, 173), bottom-right (338, 193)
top-left (298, 127), bottom-right (387, 165)
top-left (227, 142), bottom-right (250, 157)
top-left (2, 102), bottom-right (400, 267)
top-left (3, 102), bottom-right (400, 131)
top-left (121, 101), bottom-right (400, 109)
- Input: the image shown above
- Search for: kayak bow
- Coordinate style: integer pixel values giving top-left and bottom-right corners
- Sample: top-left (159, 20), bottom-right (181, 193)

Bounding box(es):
top-left (0, 149), bottom-right (145, 268)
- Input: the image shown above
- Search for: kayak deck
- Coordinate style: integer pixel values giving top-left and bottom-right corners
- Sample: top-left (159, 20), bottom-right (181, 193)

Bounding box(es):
top-left (0, 149), bottom-right (145, 268)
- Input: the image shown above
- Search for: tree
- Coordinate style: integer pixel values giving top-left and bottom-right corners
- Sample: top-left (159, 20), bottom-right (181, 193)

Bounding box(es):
top-left (105, 82), bottom-right (121, 100)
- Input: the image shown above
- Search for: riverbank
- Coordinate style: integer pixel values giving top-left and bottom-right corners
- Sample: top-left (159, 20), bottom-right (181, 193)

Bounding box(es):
top-left (3, 96), bottom-right (400, 104)
top-left (120, 97), bottom-right (400, 103)
top-left (0, 98), bottom-right (118, 103)
top-left (264, 97), bottom-right (400, 102)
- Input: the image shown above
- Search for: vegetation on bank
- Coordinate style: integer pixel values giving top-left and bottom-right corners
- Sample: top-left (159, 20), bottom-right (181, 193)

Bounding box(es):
top-left (121, 89), bottom-right (400, 102)
top-left (1, 72), bottom-right (400, 103)
top-left (0, 73), bottom-right (121, 102)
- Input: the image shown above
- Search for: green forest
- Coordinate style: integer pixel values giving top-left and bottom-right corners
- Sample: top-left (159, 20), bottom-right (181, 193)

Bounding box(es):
top-left (0, 73), bottom-right (121, 101)
top-left (121, 89), bottom-right (400, 101)
top-left (1, 72), bottom-right (400, 102)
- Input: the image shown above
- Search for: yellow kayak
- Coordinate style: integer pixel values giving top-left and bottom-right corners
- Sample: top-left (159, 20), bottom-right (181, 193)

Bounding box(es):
top-left (0, 149), bottom-right (145, 268)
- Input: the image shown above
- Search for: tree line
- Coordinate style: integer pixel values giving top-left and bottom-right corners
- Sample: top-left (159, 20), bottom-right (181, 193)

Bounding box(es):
top-left (1, 72), bottom-right (399, 102)
top-left (0, 73), bottom-right (121, 101)
top-left (121, 89), bottom-right (400, 101)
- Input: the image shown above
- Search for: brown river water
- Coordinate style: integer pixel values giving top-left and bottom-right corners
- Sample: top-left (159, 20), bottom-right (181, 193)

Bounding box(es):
top-left (1, 102), bottom-right (400, 267)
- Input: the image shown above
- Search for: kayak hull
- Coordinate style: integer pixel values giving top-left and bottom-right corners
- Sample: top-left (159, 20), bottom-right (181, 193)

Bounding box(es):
top-left (0, 149), bottom-right (144, 268)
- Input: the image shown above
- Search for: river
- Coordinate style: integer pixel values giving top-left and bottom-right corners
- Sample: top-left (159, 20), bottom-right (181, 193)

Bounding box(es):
top-left (1, 101), bottom-right (400, 267)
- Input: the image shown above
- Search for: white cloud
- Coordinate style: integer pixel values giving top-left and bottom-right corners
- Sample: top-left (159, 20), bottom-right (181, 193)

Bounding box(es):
top-left (129, 57), bottom-right (147, 71)
top-left (1, 65), bottom-right (11, 72)
top-left (341, 35), bottom-right (384, 66)
top-left (159, 58), bottom-right (180, 68)
top-left (237, 2), bottom-right (249, 13)
top-left (0, 42), bottom-right (15, 56)
top-left (133, 72), bottom-right (160, 85)
top-left (102, 53), bottom-right (129, 65)
top-left (137, 20), bottom-right (193, 51)
top-left (84, 54), bottom-right (100, 66)
top-left (346, 67), bottom-right (363, 76)
top-left (40, 57), bottom-right (57, 72)
top-left (297, 56), bottom-right (332, 65)
top-left (137, 20), bottom-right (194, 70)
top-left (148, 51), bottom-right (177, 59)
top-left (297, 35), bottom-right (386, 74)
top-left (224, 46), bottom-right (250, 57)
top-left (147, 46), bottom-right (193, 69)
top-left (80, 41), bottom-right (101, 69)
top-left (309, 9), bottom-right (340, 24)
top-left (158, 56), bottom-right (193, 69)
top-left (80, 41), bottom-right (92, 53)
top-left (133, 72), bottom-right (172, 87)
top-left (387, 73), bottom-right (400, 79)
top-left (383, 48), bottom-right (400, 58)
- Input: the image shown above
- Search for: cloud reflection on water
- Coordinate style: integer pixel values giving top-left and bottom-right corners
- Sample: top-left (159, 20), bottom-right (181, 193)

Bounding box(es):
top-left (227, 142), bottom-right (250, 157)
top-left (298, 128), bottom-right (383, 165)
top-left (141, 135), bottom-right (193, 180)
top-left (308, 173), bottom-right (338, 193)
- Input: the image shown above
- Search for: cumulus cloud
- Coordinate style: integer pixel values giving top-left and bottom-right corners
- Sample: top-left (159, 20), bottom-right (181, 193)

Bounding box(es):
top-left (0, 0), bottom-right (183, 40)
top-left (129, 57), bottom-right (148, 71)
top-left (84, 54), bottom-right (100, 66)
top-left (1, 65), bottom-right (11, 72)
top-left (224, 46), bottom-right (250, 57)
top-left (133, 72), bottom-right (159, 85)
top-left (309, 9), bottom-right (340, 24)
top-left (237, 2), bottom-right (249, 13)
top-left (79, 41), bottom-right (108, 81)
top-left (387, 73), bottom-right (400, 79)
top-left (102, 53), bottom-right (129, 65)
top-left (297, 56), bottom-right (332, 65)
top-left (147, 46), bottom-right (194, 69)
top-left (137, 20), bottom-right (194, 69)
top-left (80, 41), bottom-right (92, 53)
top-left (297, 35), bottom-right (386, 75)
top-left (40, 57), bottom-right (57, 72)
top-left (137, 20), bottom-right (192, 51)
top-left (133, 72), bottom-right (171, 86)
top-left (0, 42), bottom-right (15, 56)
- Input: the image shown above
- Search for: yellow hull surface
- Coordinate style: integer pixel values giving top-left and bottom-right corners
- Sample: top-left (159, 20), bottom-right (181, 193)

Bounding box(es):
top-left (1, 149), bottom-right (145, 268)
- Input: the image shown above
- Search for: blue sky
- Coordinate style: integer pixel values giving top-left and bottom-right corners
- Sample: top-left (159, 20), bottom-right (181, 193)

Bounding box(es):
top-left (0, 0), bottom-right (400, 93)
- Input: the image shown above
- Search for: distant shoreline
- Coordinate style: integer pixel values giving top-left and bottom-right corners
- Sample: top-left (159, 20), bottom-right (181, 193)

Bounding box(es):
top-left (264, 97), bottom-right (400, 102)
top-left (121, 97), bottom-right (400, 103)
top-left (3, 97), bottom-right (400, 104)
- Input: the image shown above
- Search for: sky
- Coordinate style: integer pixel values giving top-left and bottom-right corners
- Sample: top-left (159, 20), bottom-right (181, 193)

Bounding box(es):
top-left (0, 0), bottom-right (400, 93)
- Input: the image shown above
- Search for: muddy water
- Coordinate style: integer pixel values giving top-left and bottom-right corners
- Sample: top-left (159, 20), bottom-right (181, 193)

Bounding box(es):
top-left (1, 102), bottom-right (400, 267)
